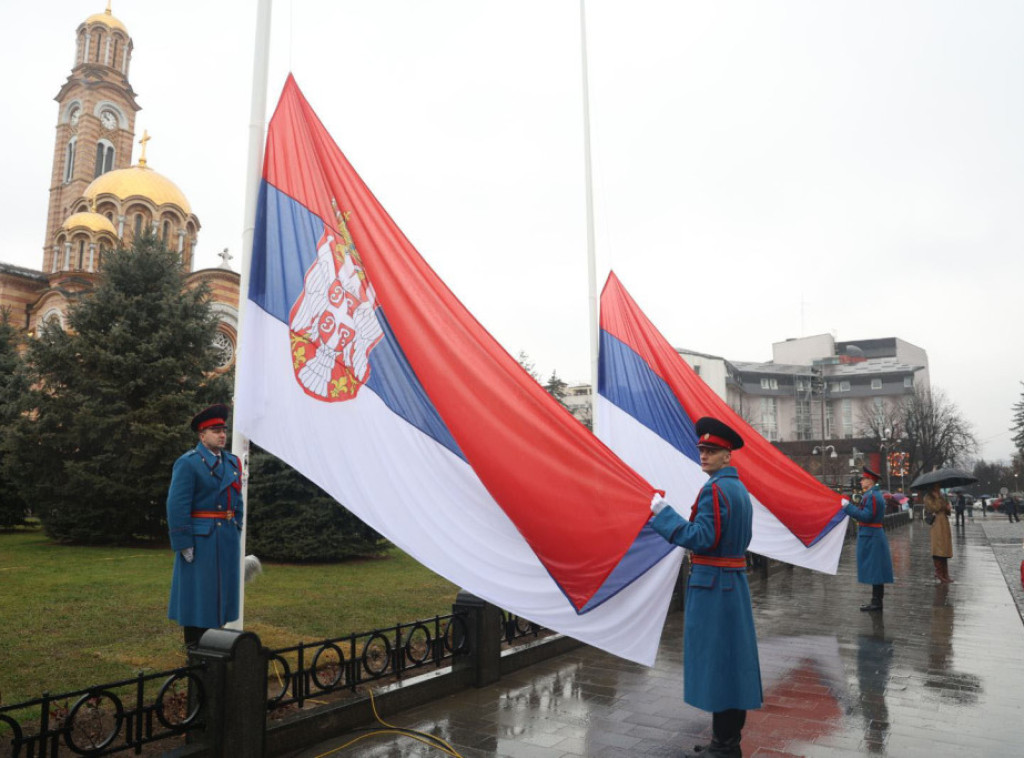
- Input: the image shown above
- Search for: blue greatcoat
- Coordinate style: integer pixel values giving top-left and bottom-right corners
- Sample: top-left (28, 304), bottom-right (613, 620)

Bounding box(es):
top-left (650, 466), bottom-right (763, 713)
top-left (166, 443), bottom-right (243, 629)
top-left (842, 485), bottom-right (894, 585)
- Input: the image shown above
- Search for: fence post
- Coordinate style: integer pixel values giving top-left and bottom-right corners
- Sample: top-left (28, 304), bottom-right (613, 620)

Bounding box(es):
top-left (451, 591), bottom-right (501, 688)
top-left (189, 629), bottom-right (267, 757)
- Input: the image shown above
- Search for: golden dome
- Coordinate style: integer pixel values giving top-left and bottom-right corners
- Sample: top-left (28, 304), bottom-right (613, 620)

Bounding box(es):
top-left (84, 6), bottom-right (128, 34)
top-left (61, 211), bottom-right (118, 235)
top-left (84, 164), bottom-right (191, 214)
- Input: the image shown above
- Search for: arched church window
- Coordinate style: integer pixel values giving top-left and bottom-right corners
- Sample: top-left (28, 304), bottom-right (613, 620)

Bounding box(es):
top-left (162, 220), bottom-right (171, 242)
top-left (213, 332), bottom-right (235, 369)
top-left (77, 240), bottom-right (86, 271)
top-left (41, 310), bottom-right (65, 334)
top-left (134, 214), bottom-right (143, 237)
top-left (94, 140), bottom-right (115, 177)
top-left (64, 138), bottom-right (77, 183)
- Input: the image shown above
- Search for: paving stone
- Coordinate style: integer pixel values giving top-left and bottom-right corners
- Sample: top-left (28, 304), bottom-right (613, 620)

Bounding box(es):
top-left (288, 517), bottom-right (1024, 757)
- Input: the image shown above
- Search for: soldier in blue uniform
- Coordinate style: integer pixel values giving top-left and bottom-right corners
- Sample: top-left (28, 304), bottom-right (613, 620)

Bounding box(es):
top-left (650, 417), bottom-right (762, 758)
top-left (843, 466), bottom-right (893, 612)
top-left (166, 404), bottom-right (244, 647)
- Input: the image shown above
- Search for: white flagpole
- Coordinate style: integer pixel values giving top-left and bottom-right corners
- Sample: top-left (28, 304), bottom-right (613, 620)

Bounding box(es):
top-left (579, 0), bottom-right (599, 418)
top-left (228, 0), bottom-right (272, 630)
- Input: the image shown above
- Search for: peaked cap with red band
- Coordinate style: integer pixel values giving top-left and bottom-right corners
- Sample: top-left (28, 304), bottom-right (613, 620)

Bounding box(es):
top-left (694, 416), bottom-right (744, 451)
top-left (191, 403), bottom-right (230, 432)
top-left (861, 465), bottom-right (880, 481)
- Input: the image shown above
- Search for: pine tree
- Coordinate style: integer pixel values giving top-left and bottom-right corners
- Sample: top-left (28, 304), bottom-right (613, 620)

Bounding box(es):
top-left (245, 445), bottom-right (386, 562)
top-left (1011, 382), bottom-right (1024, 455)
top-left (0, 309), bottom-right (30, 526)
top-left (2, 234), bottom-right (231, 543)
top-left (544, 370), bottom-right (569, 409)
top-left (516, 350), bottom-right (539, 381)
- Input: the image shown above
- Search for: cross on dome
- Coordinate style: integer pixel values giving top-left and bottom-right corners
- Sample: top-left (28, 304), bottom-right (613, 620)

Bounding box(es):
top-left (138, 130), bottom-right (151, 167)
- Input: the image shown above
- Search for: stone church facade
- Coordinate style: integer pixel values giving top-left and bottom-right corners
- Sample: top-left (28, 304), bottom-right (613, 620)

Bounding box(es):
top-left (0, 5), bottom-right (239, 370)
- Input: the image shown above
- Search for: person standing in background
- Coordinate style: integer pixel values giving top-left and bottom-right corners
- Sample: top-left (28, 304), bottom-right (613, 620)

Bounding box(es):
top-left (953, 490), bottom-right (966, 527)
top-left (924, 484), bottom-right (954, 583)
top-left (843, 467), bottom-right (894, 612)
top-left (1005, 493), bottom-right (1021, 523)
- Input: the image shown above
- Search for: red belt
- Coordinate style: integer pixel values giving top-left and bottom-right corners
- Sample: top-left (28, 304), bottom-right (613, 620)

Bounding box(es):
top-left (692, 555), bottom-right (746, 568)
top-left (863, 522), bottom-right (883, 528)
top-left (191, 510), bottom-right (234, 519)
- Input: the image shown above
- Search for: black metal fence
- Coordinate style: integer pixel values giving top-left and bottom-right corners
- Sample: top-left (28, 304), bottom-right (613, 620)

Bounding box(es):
top-left (0, 664), bottom-right (204, 757)
top-left (0, 601), bottom-right (559, 758)
top-left (501, 609), bottom-right (545, 645)
top-left (1, 512), bottom-right (911, 757)
top-left (264, 613), bottom-right (467, 712)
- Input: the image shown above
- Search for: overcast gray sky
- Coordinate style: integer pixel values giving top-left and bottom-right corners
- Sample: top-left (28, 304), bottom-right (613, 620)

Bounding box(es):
top-left (4, 1), bottom-right (1022, 463)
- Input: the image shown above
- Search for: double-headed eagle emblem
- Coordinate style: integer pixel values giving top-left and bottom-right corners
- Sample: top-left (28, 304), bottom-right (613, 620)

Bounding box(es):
top-left (289, 202), bottom-right (383, 401)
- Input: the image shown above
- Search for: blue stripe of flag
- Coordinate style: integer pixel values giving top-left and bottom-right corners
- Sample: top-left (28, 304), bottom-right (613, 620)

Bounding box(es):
top-left (598, 330), bottom-right (701, 464)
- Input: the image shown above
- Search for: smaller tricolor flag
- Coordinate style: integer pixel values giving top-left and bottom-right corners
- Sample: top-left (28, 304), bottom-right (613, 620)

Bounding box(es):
top-left (596, 272), bottom-right (848, 573)
top-left (235, 77), bottom-right (682, 665)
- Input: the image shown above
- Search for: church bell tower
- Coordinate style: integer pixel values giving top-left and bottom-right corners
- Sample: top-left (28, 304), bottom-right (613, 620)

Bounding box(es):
top-left (44, 3), bottom-right (140, 272)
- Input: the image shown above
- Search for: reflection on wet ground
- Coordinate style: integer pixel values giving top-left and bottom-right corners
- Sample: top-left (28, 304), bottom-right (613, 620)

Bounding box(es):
top-left (292, 517), bottom-right (1024, 757)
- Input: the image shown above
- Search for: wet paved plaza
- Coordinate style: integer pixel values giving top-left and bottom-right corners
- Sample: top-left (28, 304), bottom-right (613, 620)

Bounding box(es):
top-left (293, 515), bottom-right (1024, 757)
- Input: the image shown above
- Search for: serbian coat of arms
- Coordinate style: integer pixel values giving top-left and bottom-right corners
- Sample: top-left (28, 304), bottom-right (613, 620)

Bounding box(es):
top-left (289, 204), bottom-right (383, 401)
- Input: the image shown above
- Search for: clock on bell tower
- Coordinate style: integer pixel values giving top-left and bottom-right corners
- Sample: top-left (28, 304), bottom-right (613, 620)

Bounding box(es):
top-left (43, 3), bottom-right (141, 273)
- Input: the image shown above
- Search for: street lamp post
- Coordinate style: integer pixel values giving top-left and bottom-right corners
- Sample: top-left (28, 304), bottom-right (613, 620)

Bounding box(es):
top-left (811, 368), bottom-right (830, 484)
top-left (880, 428), bottom-right (893, 492)
top-left (813, 445), bottom-right (837, 487)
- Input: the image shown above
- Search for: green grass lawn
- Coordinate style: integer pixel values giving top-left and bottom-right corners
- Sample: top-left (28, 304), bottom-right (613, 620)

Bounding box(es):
top-left (0, 528), bottom-right (458, 708)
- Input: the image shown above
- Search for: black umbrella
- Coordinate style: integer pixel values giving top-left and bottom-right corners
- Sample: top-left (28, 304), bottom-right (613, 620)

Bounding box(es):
top-left (909, 467), bottom-right (978, 490)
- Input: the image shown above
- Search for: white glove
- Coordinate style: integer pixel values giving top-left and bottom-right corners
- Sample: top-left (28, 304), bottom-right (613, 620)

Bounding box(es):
top-left (650, 494), bottom-right (669, 515)
top-left (244, 554), bottom-right (263, 583)
top-left (181, 547), bottom-right (195, 563)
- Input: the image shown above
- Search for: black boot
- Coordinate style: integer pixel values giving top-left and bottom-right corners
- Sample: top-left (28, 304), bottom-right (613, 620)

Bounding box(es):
top-left (709, 736), bottom-right (742, 757)
top-left (860, 584), bottom-right (883, 612)
top-left (699, 736), bottom-right (741, 757)
top-left (685, 737), bottom-right (742, 757)
top-left (688, 710), bottom-right (743, 757)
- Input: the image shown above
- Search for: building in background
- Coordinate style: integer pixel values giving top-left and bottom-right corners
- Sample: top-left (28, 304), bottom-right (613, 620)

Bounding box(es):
top-left (680, 334), bottom-right (927, 491)
top-left (0, 5), bottom-right (238, 370)
top-left (562, 383), bottom-right (593, 429)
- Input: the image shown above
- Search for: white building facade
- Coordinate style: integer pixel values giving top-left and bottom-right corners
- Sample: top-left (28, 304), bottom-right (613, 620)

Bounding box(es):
top-left (678, 334), bottom-right (928, 444)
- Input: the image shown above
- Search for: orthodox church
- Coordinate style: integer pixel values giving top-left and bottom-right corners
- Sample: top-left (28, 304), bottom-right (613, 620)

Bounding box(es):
top-left (0, 4), bottom-right (239, 370)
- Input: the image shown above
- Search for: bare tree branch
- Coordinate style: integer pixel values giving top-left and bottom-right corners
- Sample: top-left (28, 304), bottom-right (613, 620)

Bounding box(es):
top-left (899, 386), bottom-right (978, 479)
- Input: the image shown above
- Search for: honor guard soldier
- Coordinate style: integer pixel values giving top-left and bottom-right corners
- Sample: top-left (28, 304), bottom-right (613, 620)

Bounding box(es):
top-left (649, 416), bottom-right (763, 758)
top-left (843, 466), bottom-right (894, 611)
top-left (166, 404), bottom-right (244, 647)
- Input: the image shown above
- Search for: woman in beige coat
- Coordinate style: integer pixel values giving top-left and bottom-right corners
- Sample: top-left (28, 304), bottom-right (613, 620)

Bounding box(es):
top-left (924, 484), bottom-right (954, 583)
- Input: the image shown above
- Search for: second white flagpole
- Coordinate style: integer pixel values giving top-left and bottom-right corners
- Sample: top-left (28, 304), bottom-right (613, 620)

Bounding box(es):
top-left (579, 0), bottom-right (599, 422)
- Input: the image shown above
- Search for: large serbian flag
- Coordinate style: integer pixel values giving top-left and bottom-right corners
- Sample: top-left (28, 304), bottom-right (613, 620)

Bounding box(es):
top-left (596, 272), bottom-right (848, 573)
top-left (234, 77), bottom-right (681, 665)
